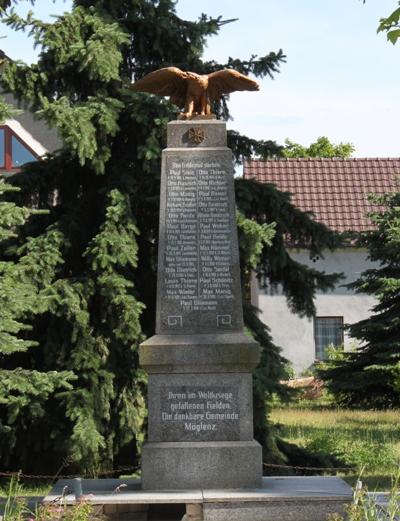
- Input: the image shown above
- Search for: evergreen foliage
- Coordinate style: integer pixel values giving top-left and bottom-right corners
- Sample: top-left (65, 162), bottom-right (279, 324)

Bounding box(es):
top-left (319, 192), bottom-right (400, 408)
top-left (236, 176), bottom-right (342, 461)
top-left (0, 97), bottom-right (74, 466)
top-left (0, 0), bottom-right (342, 472)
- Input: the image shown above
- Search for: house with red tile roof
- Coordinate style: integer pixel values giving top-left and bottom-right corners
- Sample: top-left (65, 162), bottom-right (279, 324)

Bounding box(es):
top-left (244, 158), bottom-right (399, 374)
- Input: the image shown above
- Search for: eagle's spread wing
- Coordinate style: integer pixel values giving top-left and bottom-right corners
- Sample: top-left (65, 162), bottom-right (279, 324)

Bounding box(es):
top-left (207, 69), bottom-right (260, 102)
top-left (130, 67), bottom-right (188, 107)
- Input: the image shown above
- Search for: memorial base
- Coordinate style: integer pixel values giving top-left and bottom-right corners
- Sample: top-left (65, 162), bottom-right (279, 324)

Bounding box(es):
top-left (44, 476), bottom-right (353, 521)
top-left (141, 440), bottom-right (262, 490)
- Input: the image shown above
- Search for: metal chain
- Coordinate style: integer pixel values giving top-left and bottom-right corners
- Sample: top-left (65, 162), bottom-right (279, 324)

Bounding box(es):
top-left (263, 462), bottom-right (354, 472)
top-left (0, 466), bottom-right (140, 480)
top-left (0, 463), bottom-right (352, 480)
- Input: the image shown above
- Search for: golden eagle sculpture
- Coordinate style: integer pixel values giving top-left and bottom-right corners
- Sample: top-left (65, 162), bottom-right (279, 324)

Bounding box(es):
top-left (130, 67), bottom-right (260, 119)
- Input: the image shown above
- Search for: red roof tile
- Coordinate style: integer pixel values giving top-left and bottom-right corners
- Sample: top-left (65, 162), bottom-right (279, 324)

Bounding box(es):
top-left (243, 158), bottom-right (400, 232)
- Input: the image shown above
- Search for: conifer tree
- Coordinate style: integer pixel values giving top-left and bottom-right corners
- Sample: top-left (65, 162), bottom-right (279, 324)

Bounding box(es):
top-left (320, 192), bottom-right (400, 408)
top-left (0, 0), bottom-right (341, 472)
top-left (0, 98), bottom-right (74, 466)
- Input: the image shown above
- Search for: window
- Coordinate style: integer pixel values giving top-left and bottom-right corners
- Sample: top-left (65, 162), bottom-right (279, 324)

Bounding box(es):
top-left (11, 135), bottom-right (37, 167)
top-left (0, 125), bottom-right (38, 172)
top-left (314, 317), bottom-right (343, 360)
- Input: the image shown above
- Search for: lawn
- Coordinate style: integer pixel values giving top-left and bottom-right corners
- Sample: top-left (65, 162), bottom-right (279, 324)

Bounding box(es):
top-left (271, 407), bottom-right (400, 491)
top-left (0, 480), bottom-right (52, 499)
top-left (2, 408), bottom-right (399, 496)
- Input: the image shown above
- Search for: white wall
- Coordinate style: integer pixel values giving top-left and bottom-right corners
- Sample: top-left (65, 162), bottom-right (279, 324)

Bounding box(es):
top-left (252, 249), bottom-right (377, 375)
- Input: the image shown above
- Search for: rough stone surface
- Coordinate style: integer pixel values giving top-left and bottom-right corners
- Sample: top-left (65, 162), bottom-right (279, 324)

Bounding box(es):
top-left (203, 476), bottom-right (353, 499)
top-left (203, 500), bottom-right (348, 521)
top-left (37, 476), bottom-right (353, 521)
top-left (202, 476), bottom-right (352, 521)
top-left (140, 333), bottom-right (259, 374)
top-left (140, 120), bottom-right (262, 491)
top-left (147, 373), bottom-right (253, 442)
top-left (156, 146), bottom-right (243, 335)
top-left (141, 441), bottom-right (262, 490)
top-left (167, 121), bottom-right (227, 149)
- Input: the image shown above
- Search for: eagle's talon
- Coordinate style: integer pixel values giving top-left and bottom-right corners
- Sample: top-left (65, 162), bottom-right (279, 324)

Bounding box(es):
top-left (178, 112), bottom-right (191, 120)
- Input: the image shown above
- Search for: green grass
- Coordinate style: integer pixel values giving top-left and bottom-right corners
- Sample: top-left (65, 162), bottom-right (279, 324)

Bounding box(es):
top-left (0, 481), bottom-right (53, 498)
top-left (271, 407), bottom-right (400, 490)
top-left (2, 408), bottom-right (399, 496)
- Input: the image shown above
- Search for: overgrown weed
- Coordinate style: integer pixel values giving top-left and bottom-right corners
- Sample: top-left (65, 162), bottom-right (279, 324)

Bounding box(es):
top-left (328, 475), bottom-right (400, 521)
top-left (271, 408), bottom-right (400, 489)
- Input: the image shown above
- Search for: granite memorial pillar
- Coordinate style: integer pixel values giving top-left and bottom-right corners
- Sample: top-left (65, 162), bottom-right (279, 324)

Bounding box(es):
top-left (139, 119), bottom-right (262, 490)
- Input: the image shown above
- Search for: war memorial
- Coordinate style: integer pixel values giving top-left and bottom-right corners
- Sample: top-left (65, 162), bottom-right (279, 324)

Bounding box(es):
top-left (45, 68), bottom-right (352, 521)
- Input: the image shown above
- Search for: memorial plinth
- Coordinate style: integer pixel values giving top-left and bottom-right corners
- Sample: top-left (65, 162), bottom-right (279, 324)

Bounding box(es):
top-left (140, 120), bottom-right (262, 490)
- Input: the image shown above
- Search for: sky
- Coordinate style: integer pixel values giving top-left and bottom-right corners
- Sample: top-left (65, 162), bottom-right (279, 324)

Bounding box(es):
top-left (1, 0), bottom-right (399, 157)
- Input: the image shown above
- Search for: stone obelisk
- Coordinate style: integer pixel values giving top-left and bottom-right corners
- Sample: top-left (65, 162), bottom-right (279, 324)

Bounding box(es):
top-left (139, 119), bottom-right (262, 490)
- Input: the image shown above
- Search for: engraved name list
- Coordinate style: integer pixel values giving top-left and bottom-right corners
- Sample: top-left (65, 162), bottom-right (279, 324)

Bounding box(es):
top-left (161, 158), bottom-right (237, 330)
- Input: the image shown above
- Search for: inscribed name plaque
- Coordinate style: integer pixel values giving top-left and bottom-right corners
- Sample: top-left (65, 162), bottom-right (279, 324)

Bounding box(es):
top-left (157, 150), bottom-right (243, 334)
top-left (160, 386), bottom-right (239, 441)
top-left (147, 372), bottom-right (254, 443)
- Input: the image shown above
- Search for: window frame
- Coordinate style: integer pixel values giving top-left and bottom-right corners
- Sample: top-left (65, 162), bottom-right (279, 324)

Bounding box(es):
top-left (0, 128), bottom-right (5, 168)
top-left (314, 316), bottom-right (344, 361)
top-left (0, 124), bottom-right (39, 171)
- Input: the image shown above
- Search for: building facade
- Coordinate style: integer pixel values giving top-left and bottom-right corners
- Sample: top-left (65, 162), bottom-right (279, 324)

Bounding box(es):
top-left (244, 158), bottom-right (399, 375)
top-left (0, 92), bottom-right (61, 175)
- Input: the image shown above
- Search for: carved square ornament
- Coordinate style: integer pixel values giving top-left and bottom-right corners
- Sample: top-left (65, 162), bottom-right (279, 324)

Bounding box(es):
top-left (188, 127), bottom-right (205, 144)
